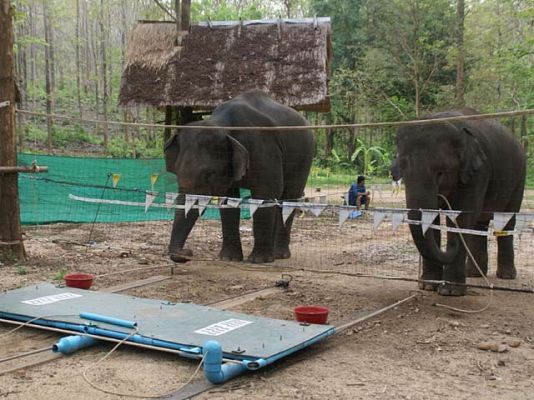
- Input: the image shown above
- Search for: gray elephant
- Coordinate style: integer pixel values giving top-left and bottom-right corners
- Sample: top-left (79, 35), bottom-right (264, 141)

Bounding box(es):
top-left (164, 90), bottom-right (315, 264)
top-left (396, 109), bottom-right (526, 296)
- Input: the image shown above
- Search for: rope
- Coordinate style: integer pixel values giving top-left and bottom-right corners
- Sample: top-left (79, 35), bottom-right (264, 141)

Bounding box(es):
top-left (82, 334), bottom-right (207, 399)
top-left (16, 107), bottom-right (534, 131)
top-left (432, 194), bottom-right (493, 314)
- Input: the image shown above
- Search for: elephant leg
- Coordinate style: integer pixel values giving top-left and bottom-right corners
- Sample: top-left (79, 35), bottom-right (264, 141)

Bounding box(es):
top-left (439, 231), bottom-right (467, 296)
top-left (466, 222), bottom-right (489, 277)
top-left (169, 194), bottom-right (199, 263)
top-left (496, 214), bottom-right (517, 279)
top-left (219, 190), bottom-right (243, 262)
top-left (248, 206), bottom-right (276, 263)
top-left (273, 207), bottom-right (293, 259)
top-left (419, 221), bottom-right (442, 291)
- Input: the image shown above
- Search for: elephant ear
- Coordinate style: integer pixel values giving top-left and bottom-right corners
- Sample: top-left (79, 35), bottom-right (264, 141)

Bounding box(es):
top-left (164, 134), bottom-right (179, 173)
top-left (227, 135), bottom-right (249, 182)
top-left (459, 127), bottom-right (487, 185)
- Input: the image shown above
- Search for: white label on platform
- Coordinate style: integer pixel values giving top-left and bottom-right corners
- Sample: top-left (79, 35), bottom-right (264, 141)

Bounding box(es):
top-left (22, 292), bottom-right (83, 306)
top-left (194, 318), bottom-right (252, 336)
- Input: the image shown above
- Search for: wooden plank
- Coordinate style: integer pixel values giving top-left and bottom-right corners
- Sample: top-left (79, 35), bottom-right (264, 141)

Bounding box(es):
top-left (0, 352), bottom-right (62, 376)
top-left (206, 287), bottom-right (282, 310)
top-left (100, 275), bottom-right (170, 293)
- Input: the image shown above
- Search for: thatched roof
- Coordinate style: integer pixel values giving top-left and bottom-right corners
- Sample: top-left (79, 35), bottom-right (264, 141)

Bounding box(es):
top-left (118, 18), bottom-right (332, 112)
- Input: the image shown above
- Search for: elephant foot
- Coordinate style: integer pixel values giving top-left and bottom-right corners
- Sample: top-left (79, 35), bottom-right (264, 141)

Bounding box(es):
top-left (496, 267), bottom-right (517, 280)
top-left (437, 282), bottom-right (466, 296)
top-left (466, 263), bottom-right (488, 278)
top-left (169, 248), bottom-right (193, 263)
top-left (219, 245), bottom-right (243, 262)
top-left (247, 249), bottom-right (274, 264)
top-left (418, 281), bottom-right (439, 291)
top-left (274, 248), bottom-right (291, 259)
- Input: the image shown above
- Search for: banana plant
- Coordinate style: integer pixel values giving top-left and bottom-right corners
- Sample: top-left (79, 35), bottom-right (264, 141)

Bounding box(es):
top-left (350, 139), bottom-right (388, 176)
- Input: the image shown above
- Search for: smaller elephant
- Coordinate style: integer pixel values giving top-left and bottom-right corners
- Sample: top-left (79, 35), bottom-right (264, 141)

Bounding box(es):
top-left (396, 109), bottom-right (526, 296)
top-left (165, 90), bottom-right (315, 264)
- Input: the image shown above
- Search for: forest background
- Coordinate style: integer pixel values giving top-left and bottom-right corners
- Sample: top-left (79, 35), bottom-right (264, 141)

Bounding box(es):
top-left (10, 0), bottom-right (534, 186)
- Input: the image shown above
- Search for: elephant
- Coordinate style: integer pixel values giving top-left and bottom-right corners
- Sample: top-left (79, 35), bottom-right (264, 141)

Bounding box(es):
top-left (396, 109), bottom-right (526, 296)
top-left (164, 90), bottom-right (315, 264)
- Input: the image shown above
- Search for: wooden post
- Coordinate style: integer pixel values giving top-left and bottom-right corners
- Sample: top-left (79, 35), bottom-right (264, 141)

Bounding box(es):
top-left (0, 0), bottom-right (26, 261)
top-left (181, 0), bottom-right (190, 31)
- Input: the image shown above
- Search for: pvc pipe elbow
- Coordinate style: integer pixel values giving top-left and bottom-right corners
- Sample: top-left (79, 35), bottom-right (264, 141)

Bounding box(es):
top-left (203, 340), bottom-right (247, 384)
top-left (53, 335), bottom-right (98, 354)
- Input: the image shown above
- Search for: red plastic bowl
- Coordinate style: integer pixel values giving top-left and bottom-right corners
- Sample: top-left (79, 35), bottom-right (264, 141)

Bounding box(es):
top-left (294, 305), bottom-right (330, 324)
top-left (64, 273), bottom-right (94, 289)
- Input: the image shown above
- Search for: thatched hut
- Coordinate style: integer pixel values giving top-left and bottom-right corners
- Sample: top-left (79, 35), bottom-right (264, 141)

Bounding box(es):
top-left (118, 18), bottom-right (332, 113)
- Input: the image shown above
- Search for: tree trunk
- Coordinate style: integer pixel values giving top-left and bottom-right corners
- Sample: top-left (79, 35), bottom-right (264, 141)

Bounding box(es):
top-left (164, 106), bottom-right (173, 144)
top-left (100, 0), bottom-right (108, 147)
top-left (0, 0), bottom-right (26, 261)
top-left (75, 0), bottom-right (83, 118)
top-left (181, 0), bottom-right (191, 30)
top-left (29, 3), bottom-right (36, 110)
top-left (83, 0), bottom-right (90, 95)
top-left (43, 0), bottom-right (53, 151)
top-left (47, 5), bottom-right (55, 107)
top-left (174, 0), bottom-right (181, 32)
top-left (455, 0), bottom-right (465, 107)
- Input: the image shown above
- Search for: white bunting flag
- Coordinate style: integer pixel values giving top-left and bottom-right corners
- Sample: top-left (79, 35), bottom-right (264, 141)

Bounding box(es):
top-left (421, 211), bottom-right (439, 235)
top-left (373, 211), bottom-right (387, 231)
top-left (282, 202), bottom-right (298, 224)
top-left (144, 192), bottom-right (156, 213)
top-left (493, 212), bottom-right (514, 231)
top-left (514, 213), bottom-right (534, 233)
top-left (248, 199), bottom-right (264, 216)
top-left (216, 196), bottom-right (227, 205)
top-left (184, 195), bottom-right (198, 216)
top-left (391, 211), bottom-right (406, 232)
top-left (165, 192), bottom-right (178, 205)
top-left (226, 197), bottom-right (242, 208)
top-left (441, 210), bottom-right (461, 223)
top-left (338, 208), bottom-right (351, 226)
top-left (309, 204), bottom-right (327, 217)
top-left (196, 195), bottom-right (212, 215)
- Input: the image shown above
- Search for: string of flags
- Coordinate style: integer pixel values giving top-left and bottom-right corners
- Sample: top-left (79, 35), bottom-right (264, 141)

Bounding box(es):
top-left (69, 191), bottom-right (534, 237)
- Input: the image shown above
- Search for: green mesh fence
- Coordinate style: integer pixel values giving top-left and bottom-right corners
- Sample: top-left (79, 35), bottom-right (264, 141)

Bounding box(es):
top-left (17, 153), bottom-right (250, 225)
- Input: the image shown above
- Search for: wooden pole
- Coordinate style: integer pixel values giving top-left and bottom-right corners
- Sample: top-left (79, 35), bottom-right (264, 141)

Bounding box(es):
top-left (0, 0), bottom-right (26, 261)
top-left (0, 165), bottom-right (49, 174)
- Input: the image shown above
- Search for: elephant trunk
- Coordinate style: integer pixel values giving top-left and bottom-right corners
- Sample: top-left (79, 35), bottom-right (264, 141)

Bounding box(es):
top-left (406, 191), bottom-right (460, 265)
top-left (169, 194), bottom-right (199, 262)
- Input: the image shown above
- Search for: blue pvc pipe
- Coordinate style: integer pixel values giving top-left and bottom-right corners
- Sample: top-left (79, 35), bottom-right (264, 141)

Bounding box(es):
top-left (83, 325), bottom-right (202, 358)
top-left (203, 340), bottom-right (247, 384)
top-left (79, 312), bottom-right (137, 329)
top-left (53, 335), bottom-right (98, 354)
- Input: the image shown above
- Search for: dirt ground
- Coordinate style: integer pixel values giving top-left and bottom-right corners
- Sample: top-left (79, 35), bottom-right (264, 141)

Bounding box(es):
top-left (1, 189), bottom-right (534, 399)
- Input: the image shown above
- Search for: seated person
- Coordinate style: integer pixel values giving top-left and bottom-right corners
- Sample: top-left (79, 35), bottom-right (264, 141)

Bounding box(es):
top-left (348, 175), bottom-right (371, 210)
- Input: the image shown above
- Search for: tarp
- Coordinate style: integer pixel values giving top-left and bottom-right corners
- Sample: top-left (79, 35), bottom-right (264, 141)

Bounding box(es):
top-left (17, 154), bottom-right (250, 225)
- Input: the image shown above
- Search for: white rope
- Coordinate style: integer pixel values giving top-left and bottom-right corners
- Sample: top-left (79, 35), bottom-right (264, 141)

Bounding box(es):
top-left (66, 193), bottom-right (534, 236)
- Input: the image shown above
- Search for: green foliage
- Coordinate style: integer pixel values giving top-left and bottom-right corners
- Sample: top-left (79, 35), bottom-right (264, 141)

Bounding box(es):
top-left (106, 134), bottom-right (164, 159)
top-left (350, 139), bottom-right (389, 176)
top-left (16, 265), bottom-right (28, 275)
top-left (53, 267), bottom-right (68, 281)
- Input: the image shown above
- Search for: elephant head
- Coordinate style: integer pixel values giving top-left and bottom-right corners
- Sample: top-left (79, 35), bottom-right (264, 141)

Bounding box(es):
top-left (164, 121), bottom-right (249, 259)
top-left (396, 119), bottom-right (487, 265)
top-left (165, 121), bottom-right (249, 195)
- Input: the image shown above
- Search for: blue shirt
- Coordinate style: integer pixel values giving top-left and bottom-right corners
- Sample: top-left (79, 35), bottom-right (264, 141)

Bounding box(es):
top-left (348, 183), bottom-right (367, 206)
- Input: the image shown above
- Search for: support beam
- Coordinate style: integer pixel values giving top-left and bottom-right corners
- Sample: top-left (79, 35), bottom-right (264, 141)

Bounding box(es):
top-left (0, 165), bottom-right (48, 174)
top-left (0, 0), bottom-right (26, 261)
